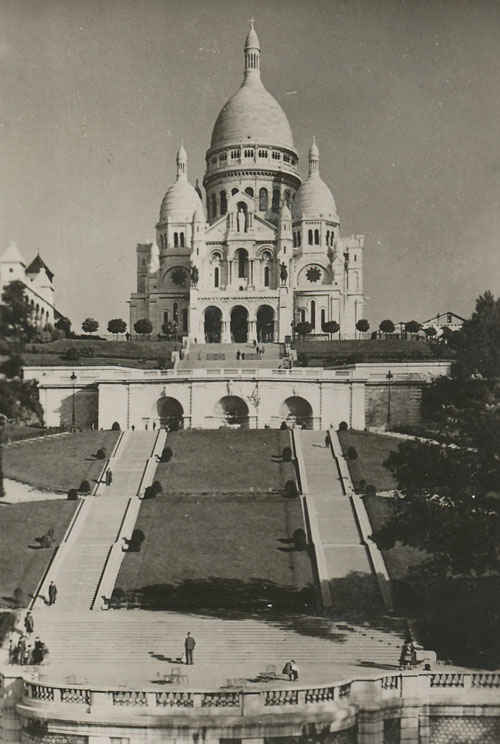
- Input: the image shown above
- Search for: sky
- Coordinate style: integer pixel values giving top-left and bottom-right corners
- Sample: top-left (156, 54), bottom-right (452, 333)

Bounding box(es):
top-left (1, 0), bottom-right (499, 330)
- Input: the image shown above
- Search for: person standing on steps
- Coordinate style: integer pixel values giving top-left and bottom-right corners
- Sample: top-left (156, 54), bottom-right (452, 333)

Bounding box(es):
top-left (184, 632), bottom-right (196, 665)
top-left (48, 581), bottom-right (57, 606)
top-left (24, 611), bottom-right (34, 635)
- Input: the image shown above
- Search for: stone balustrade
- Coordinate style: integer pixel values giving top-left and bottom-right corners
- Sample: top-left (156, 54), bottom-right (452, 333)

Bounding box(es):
top-left (16, 671), bottom-right (500, 723)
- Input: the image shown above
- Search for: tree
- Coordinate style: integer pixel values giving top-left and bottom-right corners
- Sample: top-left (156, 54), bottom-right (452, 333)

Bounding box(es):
top-left (405, 320), bottom-right (421, 335)
top-left (0, 281), bottom-right (35, 345)
top-left (424, 326), bottom-right (437, 339)
top-left (379, 319), bottom-right (395, 337)
top-left (55, 316), bottom-right (72, 337)
top-left (356, 318), bottom-right (370, 337)
top-left (451, 291), bottom-right (500, 379)
top-left (82, 318), bottom-right (99, 334)
top-left (134, 318), bottom-right (153, 336)
top-left (107, 318), bottom-right (127, 338)
top-left (323, 320), bottom-right (340, 339)
top-left (294, 321), bottom-right (312, 340)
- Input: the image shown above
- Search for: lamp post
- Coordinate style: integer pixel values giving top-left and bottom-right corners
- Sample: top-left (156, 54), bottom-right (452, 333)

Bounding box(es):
top-left (70, 371), bottom-right (77, 432)
top-left (386, 369), bottom-right (394, 430)
top-left (0, 413), bottom-right (7, 498)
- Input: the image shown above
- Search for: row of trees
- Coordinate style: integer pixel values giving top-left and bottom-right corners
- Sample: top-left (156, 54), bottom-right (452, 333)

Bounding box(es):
top-left (54, 317), bottom-right (177, 340)
top-left (294, 317), bottom-right (434, 340)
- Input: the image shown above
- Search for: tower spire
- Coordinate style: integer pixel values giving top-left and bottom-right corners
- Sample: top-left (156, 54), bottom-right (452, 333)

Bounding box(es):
top-left (176, 143), bottom-right (187, 180)
top-left (309, 137), bottom-right (320, 177)
top-left (244, 18), bottom-right (261, 80)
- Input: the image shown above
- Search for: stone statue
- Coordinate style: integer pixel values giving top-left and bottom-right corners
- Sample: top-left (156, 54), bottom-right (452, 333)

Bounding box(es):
top-left (190, 265), bottom-right (199, 285)
top-left (237, 207), bottom-right (246, 233)
top-left (280, 262), bottom-right (288, 284)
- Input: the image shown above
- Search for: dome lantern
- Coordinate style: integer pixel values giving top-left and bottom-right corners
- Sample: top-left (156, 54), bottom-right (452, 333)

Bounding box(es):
top-left (244, 18), bottom-right (261, 80)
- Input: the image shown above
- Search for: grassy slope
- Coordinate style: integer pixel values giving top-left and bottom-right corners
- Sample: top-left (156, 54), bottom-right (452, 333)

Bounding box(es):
top-left (156, 430), bottom-right (295, 492)
top-left (338, 429), bottom-right (400, 491)
top-left (117, 430), bottom-right (312, 610)
top-left (0, 500), bottom-right (78, 606)
top-left (4, 431), bottom-right (119, 492)
top-left (23, 338), bottom-right (179, 368)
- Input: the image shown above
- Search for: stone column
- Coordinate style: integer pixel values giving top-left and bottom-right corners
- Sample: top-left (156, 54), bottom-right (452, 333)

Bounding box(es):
top-left (250, 260), bottom-right (254, 287)
top-left (248, 319), bottom-right (257, 343)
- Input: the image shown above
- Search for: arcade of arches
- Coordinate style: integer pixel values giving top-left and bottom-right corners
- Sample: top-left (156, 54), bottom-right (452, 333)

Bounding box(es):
top-left (203, 304), bottom-right (276, 344)
top-left (157, 396), bottom-right (184, 430)
top-left (215, 395), bottom-right (250, 428)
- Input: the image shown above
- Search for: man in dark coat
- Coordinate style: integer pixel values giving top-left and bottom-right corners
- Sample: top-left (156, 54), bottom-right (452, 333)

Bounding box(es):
top-left (48, 581), bottom-right (57, 606)
top-left (184, 632), bottom-right (196, 665)
top-left (24, 611), bottom-right (34, 635)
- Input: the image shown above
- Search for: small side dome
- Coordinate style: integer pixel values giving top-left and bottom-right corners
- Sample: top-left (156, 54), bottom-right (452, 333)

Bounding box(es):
top-left (159, 145), bottom-right (204, 223)
top-left (293, 139), bottom-right (338, 221)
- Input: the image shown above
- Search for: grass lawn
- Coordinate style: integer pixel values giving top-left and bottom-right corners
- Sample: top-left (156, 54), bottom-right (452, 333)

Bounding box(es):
top-left (0, 499), bottom-right (79, 607)
top-left (338, 429), bottom-right (400, 492)
top-left (363, 495), bottom-right (427, 582)
top-left (116, 492), bottom-right (313, 612)
top-left (295, 338), bottom-right (443, 366)
top-left (4, 431), bottom-right (119, 492)
top-left (4, 424), bottom-right (64, 443)
top-left (157, 430), bottom-right (295, 493)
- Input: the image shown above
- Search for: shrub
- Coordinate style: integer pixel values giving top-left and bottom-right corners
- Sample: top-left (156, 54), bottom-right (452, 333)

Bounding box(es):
top-left (358, 479), bottom-right (367, 493)
top-left (79, 479), bottom-right (91, 494)
top-left (143, 485), bottom-right (155, 499)
top-left (284, 479), bottom-right (298, 498)
top-left (282, 446), bottom-right (292, 462)
top-left (13, 587), bottom-right (25, 608)
top-left (280, 421), bottom-right (288, 430)
top-left (338, 421), bottom-right (348, 431)
top-left (128, 529), bottom-right (145, 551)
top-left (347, 446), bottom-right (358, 460)
top-left (151, 480), bottom-right (163, 495)
top-left (96, 448), bottom-right (106, 460)
top-left (366, 484), bottom-right (377, 498)
top-left (63, 348), bottom-right (80, 362)
top-left (161, 446), bottom-right (173, 463)
top-left (111, 421), bottom-right (121, 431)
top-left (67, 488), bottom-right (79, 500)
top-left (293, 528), bottom-right (307, 550)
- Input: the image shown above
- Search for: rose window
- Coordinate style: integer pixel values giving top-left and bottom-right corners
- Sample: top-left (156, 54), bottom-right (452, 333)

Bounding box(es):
top-left (306, 266), bottom-right (321, 283)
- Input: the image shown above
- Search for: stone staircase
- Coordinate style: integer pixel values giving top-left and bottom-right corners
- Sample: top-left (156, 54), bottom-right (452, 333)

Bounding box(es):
top-left (33, 431), bottom-right (159, 612)
top-left (295, 430), bottom-right (375, 606)
top-left (30, 609), bottom-right (407, 688)
top-left (178, 342), bottom-right (284, 370)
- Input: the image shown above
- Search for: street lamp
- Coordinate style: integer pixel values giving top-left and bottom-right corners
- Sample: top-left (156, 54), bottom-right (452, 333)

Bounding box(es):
top-left (0, 413), bottom-right (7, 499)
top-left (70, 371), bottom-right (77, 432)
top-left (386, 369), bottom-right (394, 430)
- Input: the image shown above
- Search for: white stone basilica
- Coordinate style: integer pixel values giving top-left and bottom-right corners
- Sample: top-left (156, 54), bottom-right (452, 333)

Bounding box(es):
top-left (129, 22), bottom-right (364, 344)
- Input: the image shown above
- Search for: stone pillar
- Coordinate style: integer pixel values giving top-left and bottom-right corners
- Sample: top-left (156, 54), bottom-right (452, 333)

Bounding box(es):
top-left (222, 320), bottom-right (231, 343)
top-left (248, 320), bottom-right (257, 343)
top-left (357, 709), bottom-right (384, 744)
top-left (250, 260), bottom-right (254, 287)
top-left (400, 707), bottom-right (420, 743)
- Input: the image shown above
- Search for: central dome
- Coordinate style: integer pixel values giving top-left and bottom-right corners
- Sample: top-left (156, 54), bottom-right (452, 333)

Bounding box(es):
top-left (210, 22), bottom-right (295, 152)
top-left (211, 78), bottom-right (294, 150)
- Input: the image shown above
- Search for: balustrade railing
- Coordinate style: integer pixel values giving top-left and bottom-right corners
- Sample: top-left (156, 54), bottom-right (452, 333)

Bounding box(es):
top-left (20, 671), bottom-right (500, 719)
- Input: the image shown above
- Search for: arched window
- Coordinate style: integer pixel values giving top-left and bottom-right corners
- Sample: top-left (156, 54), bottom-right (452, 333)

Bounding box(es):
top-left (326, 230), bottom-right (330, 245)
top-left (220, 191), bottom-right (227, 215)
top-left (174, 232), bottom-right (178, 248)
top-left (259, 187), bottom-right (268, 211)
top-left (182, 308), bottom-right (188, 332)
top-left (237, 249), bottom-right (248, 278)
top-left (314, 229), bottom-right (320, 245)
top-left (214, 266), bottom-right (219, 288)
top-left (300, 309), bottom-right (306, 323)
top-left (272, 188), bottom-right (280, 211)
top-left (163, 311), bottom-right (169, 324)
top-left (284, 189), bottom-right (291, 206)
top-left (180, 232), bottom-right (185, 248)
top-left (264, 266), bottom-right (270, 287)
top-left (308, 230), bottom-right (313, 245)
top-left (231, 187), bottom-right (239, 196)
top-left (298, 231), bottom-right (301, 246)
top-left (321, 309), bottom-right (326, 329)
top-left (173, 303), bottom-right (178, 322)
top-left (211, 194), bottom-right (217, 219)
top-left (293, 232), bottom-right (296, 247)
top-left (310, 300), bottom-right (316, 329)
top-left (245, 187), bottom-right (254, 197)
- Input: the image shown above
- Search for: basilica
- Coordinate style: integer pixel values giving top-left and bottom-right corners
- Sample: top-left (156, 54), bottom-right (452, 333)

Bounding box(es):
top-left (129, 22), bottom-right (364, 344)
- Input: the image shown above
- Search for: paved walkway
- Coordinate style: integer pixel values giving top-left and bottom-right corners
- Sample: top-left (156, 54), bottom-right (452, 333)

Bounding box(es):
top-left (14, 607), bottom-right (411, 689)
top-left (299, 431), bottom-right (373, 580)
top-left (33, 431), bottom-right (158, 612)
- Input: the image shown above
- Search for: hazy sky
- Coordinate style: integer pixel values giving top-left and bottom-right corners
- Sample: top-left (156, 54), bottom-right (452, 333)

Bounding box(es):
top-left (1, 0), bottom-right (499, 330)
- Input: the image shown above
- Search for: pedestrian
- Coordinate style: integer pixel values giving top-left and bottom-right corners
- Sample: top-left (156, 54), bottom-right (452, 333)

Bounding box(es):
top-left (8, 639), bottom-right (15, 664)
top-left (399, 637), bottom-right (416, 670)
top-left (241, 352), bottom-right (245, 360)
top-left (106, 469), bottom-right (113, 486)
top-left (131, 424), bottom-right (135, 431)
top-left (236, 350), bottom-right (240, 360)
top-left (324, 432), bottom-right (330, 448)
top-left (282, 659), bottom-right (293, 680)
top-left (24, 611), bottom-right (34, 635)
top-left (23, 642), bottom-right (32, 666)
top-left (17, 635), bottom-right (26, 664)
top-left (184, 632), bottom-right (196, 665)
top-left (48, 581), bottom-right (57, 606)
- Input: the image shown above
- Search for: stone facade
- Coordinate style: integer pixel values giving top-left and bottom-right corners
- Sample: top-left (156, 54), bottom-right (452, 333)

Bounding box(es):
top-left (129, 23), bottom-right (364, 343)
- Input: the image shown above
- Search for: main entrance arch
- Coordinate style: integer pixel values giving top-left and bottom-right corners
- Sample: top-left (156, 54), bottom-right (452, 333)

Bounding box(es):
top-left (230, 305), bottom-right (248, 343)
top-left (157, 396), bottom-right (184, 430)
top-left (280, 396), bottom-right (314, 429)
top-left (215, 395), bottom-right (249, 429)
top-left (257, 305), bottom-right (274, 342)
top-left (204, 306), bottom-right (222, 343)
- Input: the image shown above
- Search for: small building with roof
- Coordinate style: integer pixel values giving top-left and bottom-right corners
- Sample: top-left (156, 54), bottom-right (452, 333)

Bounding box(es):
top-left (421, 311), bottom-right (465, 337)
top-left (0, 241), bottom-right (58, 327)
top-left (129, 22), bottom-right (364, 342)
